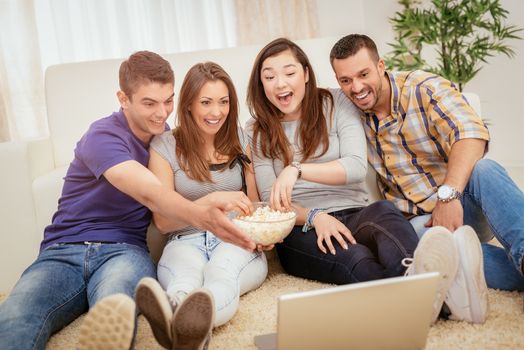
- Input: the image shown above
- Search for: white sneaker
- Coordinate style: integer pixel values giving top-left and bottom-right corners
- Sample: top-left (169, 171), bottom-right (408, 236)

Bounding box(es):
top-left (171, 288), bottom-right (215, 350)
top-left (136, 277), bottom-right (174, 349)
top-left (78, 293), bottom-right (135, 350)
top-left (445, 225), bottom-right (489, 323)
top-left (403, 226), bottom-right (459, 323)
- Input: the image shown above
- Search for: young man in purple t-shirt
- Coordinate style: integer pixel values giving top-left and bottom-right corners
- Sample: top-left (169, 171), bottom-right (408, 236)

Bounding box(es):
top-left (0, 51), bottom-right (256, 350)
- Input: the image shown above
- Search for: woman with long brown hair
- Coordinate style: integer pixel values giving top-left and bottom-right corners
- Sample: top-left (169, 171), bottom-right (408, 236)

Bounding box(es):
top-left (136, 62), bottom-right (267, 349)
top-left (247, 38), bottom-right (459, 323)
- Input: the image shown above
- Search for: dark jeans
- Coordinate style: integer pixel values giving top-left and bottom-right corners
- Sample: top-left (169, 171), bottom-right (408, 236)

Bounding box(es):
top-left (276, 200), bottom-right (419, 284)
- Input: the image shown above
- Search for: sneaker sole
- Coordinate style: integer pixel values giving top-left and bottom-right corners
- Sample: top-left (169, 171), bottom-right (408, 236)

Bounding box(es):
top-left (135, 277), bottom-right (173, 349)
top-left (414, 226), bottom-right (459, 323)
top-left (449, 226), bottom-right (489, 323)
top-left (78, 293), bottom-right (135, 350)
top-left (172, 288), bottom-right (214, 350)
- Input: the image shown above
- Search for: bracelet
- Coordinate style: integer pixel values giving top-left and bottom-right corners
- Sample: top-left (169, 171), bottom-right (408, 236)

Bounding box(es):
top-left (302, 208), bottom-right (326, 232)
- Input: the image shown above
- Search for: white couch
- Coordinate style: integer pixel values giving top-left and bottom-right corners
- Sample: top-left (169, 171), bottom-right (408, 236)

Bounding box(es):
top-left (1, 36), bottom-right (521, 294)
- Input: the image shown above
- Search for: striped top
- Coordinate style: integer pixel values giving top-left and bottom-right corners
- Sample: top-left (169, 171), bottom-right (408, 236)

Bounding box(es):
top-left (247, 88), bottom-right (369, 213)
top-left (150, 128), bottom-right (248, 239)
top-left (362, 70), bottom-right (490, 215)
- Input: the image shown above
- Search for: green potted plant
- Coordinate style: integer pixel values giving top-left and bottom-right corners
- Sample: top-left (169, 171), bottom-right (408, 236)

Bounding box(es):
top-left (385, 0), bottom-right (522, 91)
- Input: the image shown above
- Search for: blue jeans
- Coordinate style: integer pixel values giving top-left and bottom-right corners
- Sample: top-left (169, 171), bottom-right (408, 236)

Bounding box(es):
top-left (0, 242), bottom-right (156, 350)
top-left (157, 231), bottom-right (267, 327)
top-left (277, 200), bottom-right (419, 284)
top-left (410, 159), bottom-right (524, 292)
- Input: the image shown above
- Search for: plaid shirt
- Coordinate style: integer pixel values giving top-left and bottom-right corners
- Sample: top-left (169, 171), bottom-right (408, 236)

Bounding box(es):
top-left (362, 70), bottom-right (490, 215)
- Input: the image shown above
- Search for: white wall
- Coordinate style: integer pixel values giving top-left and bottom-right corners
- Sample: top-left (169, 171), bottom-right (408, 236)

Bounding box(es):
top-left (316, 0), bottom-right (365, 38)
top-left (316, 0), bottom-right (524, 168)
top-left (466, 0), bottom-right (524, 167)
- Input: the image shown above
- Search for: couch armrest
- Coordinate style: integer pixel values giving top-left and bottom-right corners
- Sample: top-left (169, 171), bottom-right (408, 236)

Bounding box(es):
top-left (0, 141), bottom-right (40, 293)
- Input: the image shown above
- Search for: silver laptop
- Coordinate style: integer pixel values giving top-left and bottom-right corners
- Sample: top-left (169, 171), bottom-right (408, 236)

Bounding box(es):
top-left (254, 272), bottom-right (439, 350)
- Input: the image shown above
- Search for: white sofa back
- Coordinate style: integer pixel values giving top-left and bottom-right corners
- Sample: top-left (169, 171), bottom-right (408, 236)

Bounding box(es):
top-left (45, 37), bottom-right (342, 168)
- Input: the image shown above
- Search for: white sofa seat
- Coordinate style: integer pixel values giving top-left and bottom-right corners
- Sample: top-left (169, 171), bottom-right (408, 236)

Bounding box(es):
top-left (0, 141), bottom-right (41, 291)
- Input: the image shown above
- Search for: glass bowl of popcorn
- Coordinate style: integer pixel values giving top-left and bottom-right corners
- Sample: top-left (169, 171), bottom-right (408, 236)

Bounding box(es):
top-left (231, 202), bottom-right (297, 245)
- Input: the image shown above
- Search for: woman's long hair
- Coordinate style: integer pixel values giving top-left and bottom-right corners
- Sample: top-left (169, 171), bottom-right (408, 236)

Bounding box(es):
top-left (246, 38), bottom-right (333, 165)
top-left (174, 62), bottom-right (243, 182)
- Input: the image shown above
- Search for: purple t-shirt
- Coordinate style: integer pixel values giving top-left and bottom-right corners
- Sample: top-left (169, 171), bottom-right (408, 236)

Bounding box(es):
top-left (41, 110), bottom-right (155, 251)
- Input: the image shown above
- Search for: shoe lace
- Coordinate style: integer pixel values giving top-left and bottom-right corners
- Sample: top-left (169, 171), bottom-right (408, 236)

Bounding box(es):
top-left (203, 334), bottom-right (211, 350)
top-left (402, 257), bottom-right (414, 276)
top-left (167, 294), bottom-right (178, 312)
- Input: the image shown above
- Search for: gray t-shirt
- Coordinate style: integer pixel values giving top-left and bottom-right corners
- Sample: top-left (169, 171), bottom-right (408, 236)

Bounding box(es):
top-left (246, 88), bottom-right (369, 213)
top-left (150, 127), bottom-right (249, 239)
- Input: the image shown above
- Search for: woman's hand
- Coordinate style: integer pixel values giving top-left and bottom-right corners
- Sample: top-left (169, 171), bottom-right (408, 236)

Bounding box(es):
top-left (256, 243), bottom-right (275, 252)
top-left (200, 191), bottom-right (254, 215)
top-left (312, 213), bottom-right (356, 255)
top-left (270, 165), bottom-right (300, 211)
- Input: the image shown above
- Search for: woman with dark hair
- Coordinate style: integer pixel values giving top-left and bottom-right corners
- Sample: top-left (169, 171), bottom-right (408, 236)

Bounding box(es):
top-left (246, 38), bottom-right (459, 323)
top-left (136, 62), bottom-right (268, 350)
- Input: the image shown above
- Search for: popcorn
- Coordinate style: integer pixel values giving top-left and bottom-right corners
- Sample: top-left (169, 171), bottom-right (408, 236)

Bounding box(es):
top-left (232, 204), bottom-right (296, 245)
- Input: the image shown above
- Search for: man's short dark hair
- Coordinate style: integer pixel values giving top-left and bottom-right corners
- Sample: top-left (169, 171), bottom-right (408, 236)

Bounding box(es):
top-left (330, 34), bottom-right (380, 66)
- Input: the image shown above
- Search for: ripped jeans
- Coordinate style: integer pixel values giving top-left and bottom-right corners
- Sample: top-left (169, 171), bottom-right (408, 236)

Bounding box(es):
top-left (0, 242), bottom-right (155, 350)
top-left (157, 231), bottom-right (267, 326)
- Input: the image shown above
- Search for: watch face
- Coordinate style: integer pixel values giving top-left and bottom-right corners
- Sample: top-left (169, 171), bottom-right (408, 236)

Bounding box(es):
top-left (438, 185), bottom-right (453, 199)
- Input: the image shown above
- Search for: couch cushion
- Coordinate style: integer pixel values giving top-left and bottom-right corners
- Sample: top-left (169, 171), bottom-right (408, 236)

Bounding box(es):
top-left (32, 166), bottom-right (67, 234)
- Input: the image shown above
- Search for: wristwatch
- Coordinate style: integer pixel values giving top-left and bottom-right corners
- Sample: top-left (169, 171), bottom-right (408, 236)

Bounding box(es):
top-left (437, 184), bottom-right (461, 203)
top-left (290, 161), bottom-right (302, 179)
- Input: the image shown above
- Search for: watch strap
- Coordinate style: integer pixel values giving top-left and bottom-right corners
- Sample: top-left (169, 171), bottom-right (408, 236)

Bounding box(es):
top-left (291, 161), bottom-right (302, 179)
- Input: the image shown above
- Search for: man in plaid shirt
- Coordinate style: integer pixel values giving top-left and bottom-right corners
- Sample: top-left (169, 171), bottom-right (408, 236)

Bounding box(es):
top-left (330, 34), bottom-right (524, 319)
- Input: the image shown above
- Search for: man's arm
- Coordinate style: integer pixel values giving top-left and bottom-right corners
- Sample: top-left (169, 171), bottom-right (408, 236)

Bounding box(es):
top-left (423, 76), bottom-right (489, 230)
top-left (104, 160), bottom-right (256, 251)
top-left (442, 139), bottom-right (487, 191)
top-left (428, 138), bottom-right (487, 231)
top-left (146, 149), bottom-right (191, 234)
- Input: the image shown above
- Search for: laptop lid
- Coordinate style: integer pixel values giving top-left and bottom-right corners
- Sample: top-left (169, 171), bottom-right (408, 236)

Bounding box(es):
top-left (255, 272), bottom-right (439, 350)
